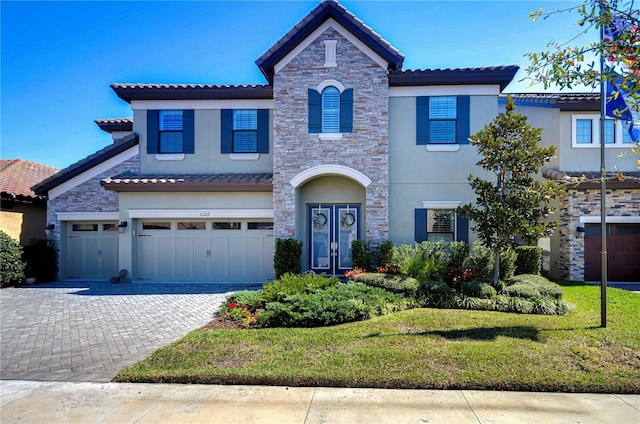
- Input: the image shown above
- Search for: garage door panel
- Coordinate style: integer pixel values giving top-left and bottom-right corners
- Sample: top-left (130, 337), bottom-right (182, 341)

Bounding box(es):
top-left (67, 237), bottom-right (85, 278)
top-left (158, 239), bottom-right (175, 279)
top-left (100, 237), bottom-right (119, 279)
top-left (138, 236), bottom-right (157, 280)
top-left (227, 238), bottom-right (246, 281)
top-left (585, 224), bottom-right (640, 282)
top-left (66, 222), bottom-right (119, 280)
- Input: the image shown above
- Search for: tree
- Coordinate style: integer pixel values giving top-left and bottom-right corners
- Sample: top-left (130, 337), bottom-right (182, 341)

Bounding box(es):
top-left (459, 97), bottom-right (565, 281)
top-left (525, 0), bottom-right (639, 102)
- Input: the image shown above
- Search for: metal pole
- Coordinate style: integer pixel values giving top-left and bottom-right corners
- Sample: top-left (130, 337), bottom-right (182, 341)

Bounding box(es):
top-left (599, 3), bottom-right (607, 328)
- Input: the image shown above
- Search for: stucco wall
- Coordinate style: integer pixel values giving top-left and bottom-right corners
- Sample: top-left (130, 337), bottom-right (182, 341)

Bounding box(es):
top-left (134, 109), bottom-right (273, 174)
top-left (0, 204), bottom-right (47, 245)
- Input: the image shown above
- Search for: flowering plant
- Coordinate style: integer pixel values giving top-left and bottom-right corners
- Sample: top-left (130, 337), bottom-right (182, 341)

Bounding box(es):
top-left (223, 302), bottom-right (259, 327)
top-left (344, 266), bottom-right (366, 280)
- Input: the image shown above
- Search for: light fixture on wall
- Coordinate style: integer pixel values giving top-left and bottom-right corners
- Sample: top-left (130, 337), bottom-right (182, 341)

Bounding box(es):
top-left (118, 221), bottom-right (128, 234)
top-left (576, 226), bottom-right (585, 234)
top-left (45, 224), bottom-right (55, 237)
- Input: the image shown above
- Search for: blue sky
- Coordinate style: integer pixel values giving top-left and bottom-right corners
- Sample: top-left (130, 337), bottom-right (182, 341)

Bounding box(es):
top-left (1, 0), bottom-right (590, 169)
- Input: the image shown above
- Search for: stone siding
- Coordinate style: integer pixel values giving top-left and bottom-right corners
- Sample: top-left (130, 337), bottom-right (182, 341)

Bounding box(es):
top-left (557, 187), bottom-right (640, 280)
top-left (272, 27), bottom-right (389, 244)
top-left (46, 155), bottom-right (139, 277)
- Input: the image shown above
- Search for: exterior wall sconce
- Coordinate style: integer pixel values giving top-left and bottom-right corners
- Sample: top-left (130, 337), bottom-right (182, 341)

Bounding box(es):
top-left (118, 221), bottom-right (128, 234)
top-left (576, 226), bottom-right (585, 237)
top-left (45, 224), bottom-right (55, 237)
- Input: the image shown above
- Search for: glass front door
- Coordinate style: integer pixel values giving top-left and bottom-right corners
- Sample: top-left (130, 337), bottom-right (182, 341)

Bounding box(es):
top-left (309, 204), bottom-right (360, 275)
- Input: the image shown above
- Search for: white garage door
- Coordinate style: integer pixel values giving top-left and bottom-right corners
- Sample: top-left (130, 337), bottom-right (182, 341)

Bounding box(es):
top-left (137, 219), bottom-right (274, 282)
top-left (66, 222), bottom-right (119, 279)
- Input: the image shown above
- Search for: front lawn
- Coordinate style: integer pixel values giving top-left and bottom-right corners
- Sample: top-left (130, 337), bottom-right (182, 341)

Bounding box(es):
top-left (114, 283), bottom-right (640, 393)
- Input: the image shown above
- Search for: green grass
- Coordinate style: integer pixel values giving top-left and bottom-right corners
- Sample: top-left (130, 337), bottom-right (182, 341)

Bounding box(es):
top-left (114, 284), bottom-right (640, 393)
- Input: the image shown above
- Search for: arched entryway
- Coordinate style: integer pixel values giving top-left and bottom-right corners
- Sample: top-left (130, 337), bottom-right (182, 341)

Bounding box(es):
top-left (291, 166), bottom-right (370, 275)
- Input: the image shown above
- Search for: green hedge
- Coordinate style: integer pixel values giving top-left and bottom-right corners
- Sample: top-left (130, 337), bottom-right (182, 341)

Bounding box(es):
top-left (262, 273), bottom-right (339, 302)
top-left (354, 273), bottom-right (419, 297)
top-left (515, 246), bottom-right (542, 275)
top-left (274, 238), bottom-right (303, 279)
top-left (0, 231), bottom-right (25, 287)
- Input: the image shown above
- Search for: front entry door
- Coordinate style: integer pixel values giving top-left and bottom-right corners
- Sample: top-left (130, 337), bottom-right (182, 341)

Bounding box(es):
top-left (309, 204), bottom-right (360, 275)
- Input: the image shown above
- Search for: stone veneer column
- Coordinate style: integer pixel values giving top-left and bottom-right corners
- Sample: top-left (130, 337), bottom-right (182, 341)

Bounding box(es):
top-left (556, 188), bottom-right (639, 281)
top-left (272, 27), bottom-right (389, 244)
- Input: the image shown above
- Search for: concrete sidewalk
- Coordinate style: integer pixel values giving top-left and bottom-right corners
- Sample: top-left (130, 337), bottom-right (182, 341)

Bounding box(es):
top-left (1, 380), bottom-right (638, 424)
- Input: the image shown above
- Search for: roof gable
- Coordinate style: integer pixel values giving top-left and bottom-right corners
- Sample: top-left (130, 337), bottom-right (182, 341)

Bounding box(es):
top-left (32, 133), bottom-right (139, 196)
top-left (256, 0), bottom-right (404, 84)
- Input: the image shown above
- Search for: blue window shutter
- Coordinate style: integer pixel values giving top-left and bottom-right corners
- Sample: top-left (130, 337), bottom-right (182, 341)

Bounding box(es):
top-left (414, 208), bottom-right (427, 242)
top-left (183, 110), bottom-right (194, 154)
top-left (147, 110), bottom-right (159, 154)
top-left (416, 97), bottom-right (429, 145)
top-left (457, 96), bottom-right (470, 144)
top-left (456, 214), bottom-right (469, 243)
top-left (340, 88), bottom-right (353, 133)
top-left (221, 109), bottom-right (232, 154)
top-left (308, 89), bottom-right (321, 133)
top-left (257, 109), bottom-right (269, 153)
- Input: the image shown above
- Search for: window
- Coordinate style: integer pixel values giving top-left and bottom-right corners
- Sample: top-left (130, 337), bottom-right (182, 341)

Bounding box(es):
top-left (146, 110), bottom-right (194, 155)
top-left (322, 87), bottom-right (340, 133)
top-left (575, 119), bottom-right (593, 144)
top-left (142, 222), bottom-right (171, 230)
top-left (572, 114), bottom-right (635, 147)
top-left (248, 222), bottom-right (274, 230)
top-left (221, 109), bottom-right (269, 154)
top-left (159, 110), bottom-right (183, 153)
top-left (177, 222), bottom-right (206, 230)
top-left (72, 224), bottom-right (98, 232)
top-left (233, 110), bottom-right (258, 152)
top-left (212, 222), bottom-right (241, 230)
top-left (427, 209), bottom-right (455, 243)
top-left (414, 206), bottom-right (468, 243)
top-left (308, 85), bottom-right (353, 134)
top-left (416, 96), bottom-right (470, 146)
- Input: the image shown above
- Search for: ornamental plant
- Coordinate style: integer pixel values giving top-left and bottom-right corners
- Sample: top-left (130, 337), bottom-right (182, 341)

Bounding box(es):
top-left (220, 302), bottom-right (260, 328)
top-left (344, 267), bottom-right (366, 280)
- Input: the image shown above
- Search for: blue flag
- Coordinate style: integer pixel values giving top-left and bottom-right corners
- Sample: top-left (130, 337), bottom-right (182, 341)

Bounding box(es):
top-left (605, 70), bottom-right (640, 142)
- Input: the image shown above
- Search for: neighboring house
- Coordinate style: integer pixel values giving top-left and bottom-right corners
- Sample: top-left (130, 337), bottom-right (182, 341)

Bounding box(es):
top-left (36, 0), bottom-right (529, 282)
top-left (32, 118), bottom-right (137, 280)
top-left (1, 159), bottom-right (59, 244)
top-left (504, 94), bottom-right (640, 282)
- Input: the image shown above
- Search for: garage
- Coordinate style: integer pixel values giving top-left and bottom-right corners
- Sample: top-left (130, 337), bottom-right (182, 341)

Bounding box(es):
top-left (66, 221), bottom-right (119, 279)
top-left (136, 219), bottom-right (274, 282)
top-left (584, 223), bottom-right (640, 281)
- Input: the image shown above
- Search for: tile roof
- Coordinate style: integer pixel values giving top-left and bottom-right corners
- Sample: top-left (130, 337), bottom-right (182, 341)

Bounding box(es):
top-left (95, 118), bottom-right (133, 133)
top-left (541, 166), bottom-right (640, 189)
top-left (390, 66), bottom-right (519, 91)
top-left (501, 93), bottom-right (601, 111)
top-left (32, 133), bottom-right (139, 195)
top-left (111, 84), bottom-right (273, 103)
top-left (101, 172), bottom-right (273, 192)
top-left (256, 0), bottom-right (404, 84)
top-left (0, 159), bottom-right (59, 202)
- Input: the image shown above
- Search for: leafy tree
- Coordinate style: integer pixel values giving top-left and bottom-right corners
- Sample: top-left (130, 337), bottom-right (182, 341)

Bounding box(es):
top-left (459, 97), bottom-right (565, 280)
top-left (525, 0), bottom-right (639, 103)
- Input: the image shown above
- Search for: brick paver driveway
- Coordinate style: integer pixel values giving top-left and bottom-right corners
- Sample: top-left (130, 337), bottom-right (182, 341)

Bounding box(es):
top-left (0, 281), bottom-right (259, 382)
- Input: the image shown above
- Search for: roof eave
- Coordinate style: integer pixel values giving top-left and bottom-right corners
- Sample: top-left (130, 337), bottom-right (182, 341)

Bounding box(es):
top-left (110, 85), bottom-right (274, 103)
top-left (101, 181), bottom-right (273, 193)
top-left (389, 66), bottom-right (519, 91)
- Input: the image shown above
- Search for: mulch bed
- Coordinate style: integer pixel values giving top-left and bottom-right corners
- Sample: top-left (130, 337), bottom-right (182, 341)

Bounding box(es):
top-left (202, 317), bottom-right (246, 330)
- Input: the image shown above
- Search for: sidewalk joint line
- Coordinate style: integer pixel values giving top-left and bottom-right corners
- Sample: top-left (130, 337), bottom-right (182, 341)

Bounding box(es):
top-left (461, 390), bottom-right (482, 424)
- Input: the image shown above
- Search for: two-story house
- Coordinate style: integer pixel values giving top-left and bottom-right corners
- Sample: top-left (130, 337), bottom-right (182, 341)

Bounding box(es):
top-left (35, 0), bottom-right (527, 282)
top-left (503, 94), bottom-right (640, 282)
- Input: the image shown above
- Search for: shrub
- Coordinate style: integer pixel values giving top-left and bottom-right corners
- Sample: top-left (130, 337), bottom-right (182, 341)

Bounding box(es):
top-left (468, 241), bottom-right (494, 280)
top-left (23, 238), bottom-right (58, 282)
top-left (0, 231), bottom-right (25, 287)
top-left (372, 239), bottom-right (395, 269)
top-left (261, 283), bottom-right (406, 327)
top-left (223, 290), bottom-right (264, 311)
top-left (274, 238), bottom-right (303, 279)
top-left (446, 241), bottom-right (469, 269)
top-left (262, 273), bottom-right (339, 302)
top-left (515, 246), bottom-right (543, 275)
top-left (509, 274), bottom-right (563, 300)
top-left (499, 248), bottom-right (517, 280)
top-left (351, 240), bottom-right (371, 270)
top-left (354, 273), bottom-right (419, 297)
top-left (503, 283), bottom-right (541, 300)
top-left (395, 243), bottom-right (446, 281)
top-left (417, 280), bottom-right (455, 307)
top-left (462, 281), bottom-right (497, 299)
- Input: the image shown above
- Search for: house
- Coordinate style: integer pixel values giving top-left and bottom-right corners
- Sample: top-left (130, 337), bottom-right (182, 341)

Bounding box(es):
top-left (1, 159), bottom-right (59, 245)
top-left (503, 93), bottom-right (640, 282)
top-left (34, 0), bottom-right (543, 283)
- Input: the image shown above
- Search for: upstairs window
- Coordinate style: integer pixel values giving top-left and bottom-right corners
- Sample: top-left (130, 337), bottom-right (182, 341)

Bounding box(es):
top-left (308, 84), bottom-right (353, 134)
top-left (416, 96), bottom-right (470, 145)
top-left (221, 109), bottom-right (269, 154)
top-left (146, 110), bottom-right (194, 155)
top-left (232, 110), bottom-right (258, 152)
top-left (572, 114), bottom-right (635, 147)
top-left (322, 87), bottom-right (340, 133)
top-left (159, 110), bottom-right (183, 153)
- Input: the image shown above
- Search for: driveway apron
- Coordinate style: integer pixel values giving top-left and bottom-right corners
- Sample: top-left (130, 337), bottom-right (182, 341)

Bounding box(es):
top-left (0, 281), bottom-right (258, 382)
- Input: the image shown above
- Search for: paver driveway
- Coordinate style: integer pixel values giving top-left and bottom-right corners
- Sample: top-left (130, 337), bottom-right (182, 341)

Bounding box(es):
top-left (0, 281), bottom-right (259, 382)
